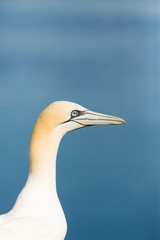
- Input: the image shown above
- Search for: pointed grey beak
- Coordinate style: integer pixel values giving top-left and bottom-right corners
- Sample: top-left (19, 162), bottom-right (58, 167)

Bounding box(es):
top-left (73, 110), bottom-right (126, 126)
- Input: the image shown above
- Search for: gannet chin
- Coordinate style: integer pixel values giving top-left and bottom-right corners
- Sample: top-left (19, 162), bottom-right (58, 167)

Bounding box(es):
top-left (0, 101), bottom-right (126, 240)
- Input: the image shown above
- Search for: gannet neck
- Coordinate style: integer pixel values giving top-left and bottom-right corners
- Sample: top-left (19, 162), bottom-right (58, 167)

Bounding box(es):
top-left (10, 109), bottom-right (67, 230)
top-left (29, 111), bottom-right (63, 183)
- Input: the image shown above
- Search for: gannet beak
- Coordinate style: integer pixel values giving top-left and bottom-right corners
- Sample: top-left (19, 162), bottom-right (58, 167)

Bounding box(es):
top-left (73, 110), bottom-right (127, 126)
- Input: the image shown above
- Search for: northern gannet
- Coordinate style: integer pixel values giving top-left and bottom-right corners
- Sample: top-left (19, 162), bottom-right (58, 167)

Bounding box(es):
top-left (0, 101), bottom-right (126, 240)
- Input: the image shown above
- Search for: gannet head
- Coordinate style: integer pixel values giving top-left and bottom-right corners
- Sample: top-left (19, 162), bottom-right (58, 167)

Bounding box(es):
top-left (38, 101), bottom-right (126, 135)
top-left (29, 101), bottom-right (126, 175)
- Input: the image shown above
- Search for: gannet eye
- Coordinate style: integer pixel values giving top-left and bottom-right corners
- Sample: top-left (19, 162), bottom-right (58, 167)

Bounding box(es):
top-left (71, 110), bottom-right (80, 118)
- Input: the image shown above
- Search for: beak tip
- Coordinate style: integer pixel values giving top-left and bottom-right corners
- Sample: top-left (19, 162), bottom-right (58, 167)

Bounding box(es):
top-left (122, 120), bottom-right (127, 124)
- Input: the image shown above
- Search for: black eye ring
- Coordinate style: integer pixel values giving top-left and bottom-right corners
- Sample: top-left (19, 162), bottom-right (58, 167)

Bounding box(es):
top-left (71, 110), bottom-right (80, 118)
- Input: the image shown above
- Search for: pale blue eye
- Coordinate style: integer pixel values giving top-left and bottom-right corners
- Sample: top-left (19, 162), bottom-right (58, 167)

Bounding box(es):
top-left (71, 110), bottom-right (80, 117)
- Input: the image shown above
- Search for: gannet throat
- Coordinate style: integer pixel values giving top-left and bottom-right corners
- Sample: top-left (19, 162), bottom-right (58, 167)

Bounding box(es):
top-left (0, 101), bottom-right (126, 240)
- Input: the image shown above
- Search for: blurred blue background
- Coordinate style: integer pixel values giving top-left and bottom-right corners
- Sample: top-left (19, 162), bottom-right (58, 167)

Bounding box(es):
top-left (0, 0), bottom-right (160, 239)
